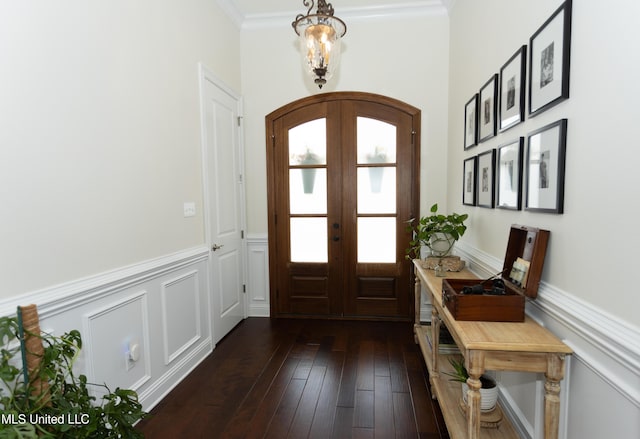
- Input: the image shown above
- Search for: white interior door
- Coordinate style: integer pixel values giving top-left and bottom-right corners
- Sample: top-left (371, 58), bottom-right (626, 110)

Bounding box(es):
top-left (200, 65), bottom-right (245, 343)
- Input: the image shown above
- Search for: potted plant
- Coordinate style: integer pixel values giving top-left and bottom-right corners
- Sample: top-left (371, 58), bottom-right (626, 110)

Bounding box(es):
top-left (0, 310), bottom-right (146, 438)
top-left (406, 203), bottom-right (468, 259)
top-left (444, 357), bottom-right (498, 412)
top-left (292, 147), bottom-right (322, 194)
top-left (365, 146), bottom-right (388, 193)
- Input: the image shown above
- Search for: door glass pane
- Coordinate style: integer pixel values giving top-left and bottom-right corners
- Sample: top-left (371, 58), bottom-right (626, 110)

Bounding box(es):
top-left (357, 217), bottom-right (396, 263)
top-left (357, 167), bottom-right (396, 214)
top-left (290, 168), bottom-right (327, 214)
top-left (356, 117), bottom-right (396, 164)
top-left (290, 217), bottom-right (328, 262)
top-left (289, 118), bottom-right (327, 165)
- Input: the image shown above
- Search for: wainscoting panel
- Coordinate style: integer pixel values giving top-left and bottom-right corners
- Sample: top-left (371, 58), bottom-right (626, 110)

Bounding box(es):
top-left (246, 234), bottom-right (269, 317)
top-left (161, 270), bottom-right (201, 365)
top-left (0, 246), bottom-right (213, 412)
top-left (83, 291), bottom-right (151, 395)
top-left (454, 243), bottom-right (640, 439)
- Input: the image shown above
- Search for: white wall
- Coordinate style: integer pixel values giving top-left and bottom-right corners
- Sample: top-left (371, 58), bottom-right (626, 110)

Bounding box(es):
top-left (240, 9), bottom-right (451, 233)
top-left (447, 1), bottom-right (640, 437)
top-left (0, 0), bottom-right (241, 415)
top-left (447, 0), bottom-right (640, 330)
top-left (0, 0), bottom-right (240, 299)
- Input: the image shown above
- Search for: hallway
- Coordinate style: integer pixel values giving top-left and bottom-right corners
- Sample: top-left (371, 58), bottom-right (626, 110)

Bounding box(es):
top-left (136, 318), bottom-right (449, 438)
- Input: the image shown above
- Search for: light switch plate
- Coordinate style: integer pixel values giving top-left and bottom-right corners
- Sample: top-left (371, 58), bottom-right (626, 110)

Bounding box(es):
top-left (183, 202), bottom-right (196, 217)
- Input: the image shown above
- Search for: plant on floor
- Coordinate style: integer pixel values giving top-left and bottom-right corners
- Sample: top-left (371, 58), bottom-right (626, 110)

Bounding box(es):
top-left (405, 203), bottom-right (468, 259)
top-left (0, 314), bottom-right (146, 438)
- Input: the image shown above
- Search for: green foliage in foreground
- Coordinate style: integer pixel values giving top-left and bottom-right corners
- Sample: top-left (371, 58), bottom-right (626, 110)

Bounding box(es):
top-left (0, 316), bottom-right (146, 438)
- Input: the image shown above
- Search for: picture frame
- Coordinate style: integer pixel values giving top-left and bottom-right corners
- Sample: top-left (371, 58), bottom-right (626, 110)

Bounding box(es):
top-left (499, 46), bottom-right (527, 132)
top-left (462, 156), bottom-right (477, 206)
top-left (525, 119), bottom-right (567, 213)
top-left (478, 75), bottom-right (498, 142)
top-left (464, 94), bottom-right (478, 150)
top-left (476, 149), bottom-right (496, 208)
top-left (496, 137), bottom-right (524, 210)
top-left (528, 0), bottom-right (572, 116)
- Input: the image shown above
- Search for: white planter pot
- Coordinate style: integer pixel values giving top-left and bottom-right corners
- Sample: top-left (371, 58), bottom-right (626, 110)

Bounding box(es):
top-left (462, 379), bottom-right (499, 412)
top-left (428, 232), bottom-right (455, 257)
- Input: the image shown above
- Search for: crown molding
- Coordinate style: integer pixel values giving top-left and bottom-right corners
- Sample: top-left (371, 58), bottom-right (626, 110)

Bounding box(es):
top-left (218, 0), bottom-right (450, 31)
top-left (217, 0), bottom-right (245, 29)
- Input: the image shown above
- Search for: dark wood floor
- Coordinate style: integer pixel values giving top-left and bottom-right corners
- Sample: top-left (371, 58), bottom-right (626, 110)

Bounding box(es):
top-left (136, 318), bottom-right (449, 439)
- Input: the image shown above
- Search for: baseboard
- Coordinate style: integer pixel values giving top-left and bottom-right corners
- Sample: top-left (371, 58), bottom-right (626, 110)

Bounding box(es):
top-left (137, 336), bottom-right (213, 411)
top-left (248, 303), bottom-right (270, 317)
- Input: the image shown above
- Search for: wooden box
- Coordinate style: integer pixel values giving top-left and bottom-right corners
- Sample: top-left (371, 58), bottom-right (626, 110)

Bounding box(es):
top-left (442, 225), bottom-right (550, 322)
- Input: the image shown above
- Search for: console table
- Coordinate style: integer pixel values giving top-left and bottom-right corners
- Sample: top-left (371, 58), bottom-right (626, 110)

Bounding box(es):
top-left (413, 260), bottom-right (572, 439)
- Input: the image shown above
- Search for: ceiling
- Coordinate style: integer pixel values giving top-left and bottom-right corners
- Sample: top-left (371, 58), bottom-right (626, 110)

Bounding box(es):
top-left (218, 0), bottom-right (454, 28)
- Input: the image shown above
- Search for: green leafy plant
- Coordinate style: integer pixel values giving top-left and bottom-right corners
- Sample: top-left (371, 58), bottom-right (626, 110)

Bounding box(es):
top-left (443, 357), bottom-right (496, 389)
top-left (0, 315), bottom-right (146, 438)
top-left (406, 203), bottom-right (468, 259)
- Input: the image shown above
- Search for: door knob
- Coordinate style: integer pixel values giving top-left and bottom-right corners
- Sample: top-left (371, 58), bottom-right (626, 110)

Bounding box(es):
top-left (332, 236), bottom-right (340, 242)
top-left (212, 244), bottom-right (224, 251)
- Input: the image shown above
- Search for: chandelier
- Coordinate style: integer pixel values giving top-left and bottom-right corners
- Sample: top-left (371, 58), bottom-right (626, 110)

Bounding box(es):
top-left (292, 0), bottom-right (347, 89)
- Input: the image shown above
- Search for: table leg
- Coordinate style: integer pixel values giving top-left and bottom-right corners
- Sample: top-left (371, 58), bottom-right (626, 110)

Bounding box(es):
top-left (466, 351), bottom-right (485, 439)
top-left (413, 275), bottom-right (421, 344)
top-left (544, 354), bottom-right (566, 439)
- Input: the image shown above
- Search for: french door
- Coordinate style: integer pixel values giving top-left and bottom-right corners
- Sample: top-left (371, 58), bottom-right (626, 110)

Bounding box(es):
top-left (266, 92), bottom-right (420, 319)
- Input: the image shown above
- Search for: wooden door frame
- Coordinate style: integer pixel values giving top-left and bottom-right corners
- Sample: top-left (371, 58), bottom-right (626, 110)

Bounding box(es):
top-left (265, 91), bottom-right (421, 319)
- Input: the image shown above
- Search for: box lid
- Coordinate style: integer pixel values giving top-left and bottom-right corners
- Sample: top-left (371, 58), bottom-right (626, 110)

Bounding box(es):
top-left (502, 225), bottom-right (550, 299)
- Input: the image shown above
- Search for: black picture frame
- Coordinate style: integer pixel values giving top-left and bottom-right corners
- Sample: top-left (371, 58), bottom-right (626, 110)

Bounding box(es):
top-left (479, 75), bottom-right (498, 142)
top-left (477, 149), bottom-right (496, 208)
top-left (462, 156), bottom-right (477, 206)
top-left (496, 138), bottom-right (524, 210)
top-left (464, 94), bottom-right (478, 150)
top-left (528, 0), bottom-right (572, 116)
top-left (525, 119), bottom-right (567, 213)
top-left (499, 46), bottom-right (527, 132)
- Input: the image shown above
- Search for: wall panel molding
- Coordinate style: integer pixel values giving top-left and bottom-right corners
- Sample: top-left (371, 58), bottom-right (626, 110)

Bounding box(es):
top-left (0, 246), bottom-right (209, 319)
top-left (246, 234), bottom-right (270, 317)
top-left (0, 246), bottom-right (212, 412)
top-left (161, 270), bottom-right (202, 365)
top-left (82, 291), bottom-right (151, 394)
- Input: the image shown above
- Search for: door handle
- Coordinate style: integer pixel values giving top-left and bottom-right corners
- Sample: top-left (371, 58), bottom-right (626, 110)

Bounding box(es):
top-left (332, 236), bottom-right (340, 242)
top-left (212, 244), bottom-right (224, 251)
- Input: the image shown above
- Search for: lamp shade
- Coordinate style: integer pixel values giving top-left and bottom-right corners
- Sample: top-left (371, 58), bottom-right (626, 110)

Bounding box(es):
top-left (292, 1), bottom-right (346, 88)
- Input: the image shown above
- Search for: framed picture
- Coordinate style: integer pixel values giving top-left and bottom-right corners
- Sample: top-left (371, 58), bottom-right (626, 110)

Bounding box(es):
top-left (477, 149), bottom-right (496, 208)
top-left (496, 138), bottom-right (524, 210)
top-left (499, 46), bottom-right (527, 132)
top-left (525, 119), bottom-right (567, 213)
top-left (529, 0), bottom-right (572, 116)
top-left (479, 75), bottom-right (498, 142)
top-left (462, 156), bottom-right (477, 206)
top-left (464, 94), bottom-right (478, 150)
